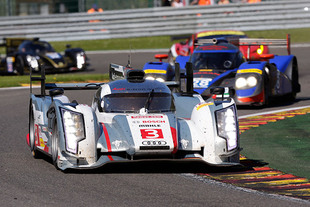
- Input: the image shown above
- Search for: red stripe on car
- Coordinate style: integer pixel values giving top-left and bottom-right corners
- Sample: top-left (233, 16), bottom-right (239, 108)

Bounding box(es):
top-left (100, 123), bottom-right (113, 161)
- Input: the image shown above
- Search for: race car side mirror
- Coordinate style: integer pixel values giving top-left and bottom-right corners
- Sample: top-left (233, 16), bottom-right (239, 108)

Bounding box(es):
top-left (210, 87), bottom-right (235, 101)
top-left (49, 88), bottom-right (64, 102)
top-left (49, 88), bottom-right (64, 97)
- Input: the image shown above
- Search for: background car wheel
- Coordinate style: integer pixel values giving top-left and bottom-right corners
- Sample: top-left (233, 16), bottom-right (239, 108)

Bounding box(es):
top-left (288, 65), bottom-right (299, 101)
top-left (15, 56), bottom-right (25, 75)
top-left (29, 106), bottom-right (41, 158)
top-left (51, 121), bottom-right (60, 170)
top-left (263, 71), bottom-right (271, 106)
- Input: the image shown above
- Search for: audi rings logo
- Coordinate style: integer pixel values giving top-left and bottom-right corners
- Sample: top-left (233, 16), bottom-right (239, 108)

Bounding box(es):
top-left (142, 140), bottom-right (167, 146)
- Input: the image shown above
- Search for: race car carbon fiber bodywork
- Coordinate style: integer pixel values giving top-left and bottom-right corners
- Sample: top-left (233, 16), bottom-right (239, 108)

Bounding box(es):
top-left (143, 35), bottom-right (300, 106)
top-left (0, 37), bottom-right (87, 75)
top-left (27, 63), bottom-right (240, 171)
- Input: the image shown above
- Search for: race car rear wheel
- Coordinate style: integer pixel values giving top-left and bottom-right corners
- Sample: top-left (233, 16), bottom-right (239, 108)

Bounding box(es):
top-left (288, 63), bottom-right (299, 101)
top-left (29, 106), bottom-right (41, 158)
top-left (51, 121), bottom-right (60, 170)
top-left (15, 56), bottom-right (24, 75)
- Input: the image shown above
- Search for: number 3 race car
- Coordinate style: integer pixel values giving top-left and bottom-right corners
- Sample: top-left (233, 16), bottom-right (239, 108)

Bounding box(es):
top-left (27, 63), bottom-right (240, 171)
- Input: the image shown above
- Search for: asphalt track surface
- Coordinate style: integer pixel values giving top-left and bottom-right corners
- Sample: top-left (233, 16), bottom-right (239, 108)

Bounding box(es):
top-left (1, 47), bottom-right (310, 206)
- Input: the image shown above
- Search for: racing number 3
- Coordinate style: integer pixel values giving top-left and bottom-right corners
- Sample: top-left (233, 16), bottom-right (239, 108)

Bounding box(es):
top-left (140, 129), bottom-right (163, 139)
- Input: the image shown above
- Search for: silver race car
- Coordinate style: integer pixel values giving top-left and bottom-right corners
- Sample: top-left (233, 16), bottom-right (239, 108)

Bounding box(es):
top-left (27, 63), bottom-right (241, 171)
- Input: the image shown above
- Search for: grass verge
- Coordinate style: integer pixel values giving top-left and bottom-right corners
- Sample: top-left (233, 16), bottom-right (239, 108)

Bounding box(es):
top-left (240, 113), bottom-right (310, 179)
top-left (0, 73), bottom-right (109, 88)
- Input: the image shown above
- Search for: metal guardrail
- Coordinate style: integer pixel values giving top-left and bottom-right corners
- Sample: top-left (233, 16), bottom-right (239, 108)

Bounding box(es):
top-left (0, 0), bottom-right (309, 42)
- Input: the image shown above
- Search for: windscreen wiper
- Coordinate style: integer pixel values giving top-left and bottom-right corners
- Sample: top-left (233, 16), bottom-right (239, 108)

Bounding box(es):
top-left (144, 89), bottom-right (154, 110)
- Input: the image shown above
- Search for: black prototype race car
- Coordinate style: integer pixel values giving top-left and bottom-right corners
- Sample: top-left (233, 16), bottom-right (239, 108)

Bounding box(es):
top-left (0, 37), bottom-right (88, 75)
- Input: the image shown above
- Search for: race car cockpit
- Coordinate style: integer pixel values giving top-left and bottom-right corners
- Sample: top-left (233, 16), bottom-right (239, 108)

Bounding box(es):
top-left (190, 51), bottom-right (245, 70)
top-left (103, 91), bottom-right (175, 113)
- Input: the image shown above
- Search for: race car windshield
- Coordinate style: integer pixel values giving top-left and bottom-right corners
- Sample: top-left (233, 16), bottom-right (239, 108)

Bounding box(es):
top-left (103, 92), bottom-right (175, 113)
top-left (19, 41), bottom-right (55, 54)
top-left (191, 52), bottom-right (242, 70)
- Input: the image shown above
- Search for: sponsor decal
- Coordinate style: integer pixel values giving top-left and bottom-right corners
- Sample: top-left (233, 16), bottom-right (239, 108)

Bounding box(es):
top-left (140, 129), bottom-right (164, 139)
top-left (196, 102), bottom-right (214, 111)
top-left (131, 115), bottom-right (163, 119)
top-left (139, 124), bottom-right (161, 128)
top-left (34, 124), bottom-right (49, 152)
top-left (194, 78), bottom-right (212, 88)
top-left (112, 87), bottom-right (126, 91)
top-left (35, 124), bottom-right (40, 147)
top-left (46, 52), bottom-right (61, 59)
top-left (143, 120), bottom-right (165, 123)
top-left (6, 57), bottom-right (14, 72)
top-left (237, 69), bottom-right (262, 74)
top-left (144, 69), bottom-right (167, 74)
top-left (125, 87), bottom-right (166, 92)
top-left (197, 31), bottom-right (245, 38)
top-left (142, 140), bottom-right (167, 146)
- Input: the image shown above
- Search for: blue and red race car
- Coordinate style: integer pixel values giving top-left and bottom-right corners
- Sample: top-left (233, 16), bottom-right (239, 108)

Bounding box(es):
top-left (143, 35), bottom-right (300, 106)
top-left (168, 30), bottom-right (270, 65)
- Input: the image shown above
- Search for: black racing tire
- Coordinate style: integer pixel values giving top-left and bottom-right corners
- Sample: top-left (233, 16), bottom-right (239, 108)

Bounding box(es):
top-left (51, 121), bottom-right (60, 170)
top-left (262, 70), bottom-right (269, 106)
top-left (29, 105), bottom-right (41, 158)
top-left (288, 64), bottom-right (299, 101)
top-left (15, 56), bottom-right (25, 75)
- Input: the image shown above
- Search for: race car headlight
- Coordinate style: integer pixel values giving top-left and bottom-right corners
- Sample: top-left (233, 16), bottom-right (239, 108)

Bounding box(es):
top-left (235, 77), bottom-right (247, 89)
top-left (235, 76), bottom-right (258, 89)
top-left (76, 53), bottom-right (85, 69)
top-left (156, 77), bottom-right (165, 82)
top-left (61, 108), bottom-right (85, 154)
top-left (216, 106), bottom-right (238, 151)
top-left (26, 55), bottom-right (39, 70)
top-left (247, 76), bottom-right (257, 87)
top-left (145, 76), bottom-right (155, 80)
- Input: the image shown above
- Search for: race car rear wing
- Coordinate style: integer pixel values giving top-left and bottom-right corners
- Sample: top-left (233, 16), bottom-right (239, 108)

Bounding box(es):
top-left (193, 34), bottom-right (291, 61)
top-left (239, 34), bottom-right (291, 56)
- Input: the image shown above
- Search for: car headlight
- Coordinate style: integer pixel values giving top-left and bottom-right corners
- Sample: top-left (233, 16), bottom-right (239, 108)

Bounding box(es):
top-left (76, 53), bottom-right (85, 69)
top-left (216, 106), bottom-right (238, 151)
top-left (156, 77), bottom-right (165, 82)
top-left (145, 76), bottom-right (165, 82)
top-left (61, 108), bottom-right (85, 154)
top-left (247, 76), bottom-right (257, 87)
top-left (145, 76), bottom-right (155, 80)
top-left (235, 76), bottom-right (258, 89)
top-left (235, 77), bottom-right (247, 89)
top-left (26, 55), bottom-right (39, 71)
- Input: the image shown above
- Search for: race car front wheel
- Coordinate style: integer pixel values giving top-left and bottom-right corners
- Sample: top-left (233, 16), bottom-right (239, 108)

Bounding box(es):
top-left (51, 121), bottom-right (60, 170)
top-left (29, 106), bottom-right (41, 158)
